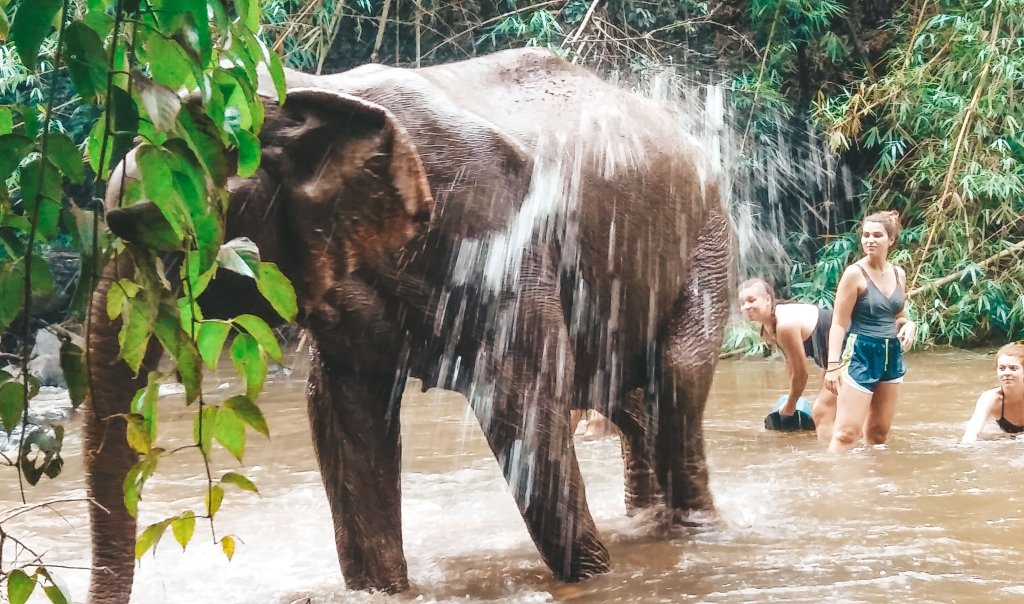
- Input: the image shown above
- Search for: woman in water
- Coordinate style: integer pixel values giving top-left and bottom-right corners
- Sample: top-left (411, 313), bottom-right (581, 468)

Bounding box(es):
top-left (738, 278), bottom-right (838, 442)
top-left (961, 343), bottom-right (1024, 443)
top-left (824, 211), bottom-right (916, 453)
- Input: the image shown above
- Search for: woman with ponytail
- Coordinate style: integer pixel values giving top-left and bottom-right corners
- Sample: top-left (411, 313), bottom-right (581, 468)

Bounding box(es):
top-left (823, 211), bottom-right (917, 453)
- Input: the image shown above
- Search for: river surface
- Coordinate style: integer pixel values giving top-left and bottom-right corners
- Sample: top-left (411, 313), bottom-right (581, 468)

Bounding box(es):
top-left (4, 349), bottom-right (1023, 603)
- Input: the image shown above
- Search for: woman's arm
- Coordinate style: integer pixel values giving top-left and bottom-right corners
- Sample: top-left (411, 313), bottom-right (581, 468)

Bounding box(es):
top-left (824, 266), bottom-right (861, 394)
top-left (775, 312), bottom-right (809, 416)
top-left (961, 389), bottom-right (998, 444)
top-left (894, 266), bottom-right (916, 350)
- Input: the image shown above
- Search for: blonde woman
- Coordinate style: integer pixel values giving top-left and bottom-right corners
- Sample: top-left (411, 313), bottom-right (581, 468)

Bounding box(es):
top-left (961, 343), bottom-right (1024, 443)
top-left (738, 278), bottom-right (838, 441)
top-left (824, 211), bottom-right (916, 453)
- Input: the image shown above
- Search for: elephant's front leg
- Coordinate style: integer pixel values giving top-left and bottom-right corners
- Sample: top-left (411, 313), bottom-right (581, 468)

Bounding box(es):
top-left (84, 254), bottom-right (163, 604)
top-left (611, 389), bottom-right (661, 513)
top-left (475, 268), bottom-right (610, 581)
top-left (306, 341), bottom-right (408, 593)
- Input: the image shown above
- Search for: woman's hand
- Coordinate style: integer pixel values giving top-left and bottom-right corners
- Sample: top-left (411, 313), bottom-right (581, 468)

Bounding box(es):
top-left (823, 367), bottom-right (842, 394)
top-left (897, 320), bottom-right (916, 351)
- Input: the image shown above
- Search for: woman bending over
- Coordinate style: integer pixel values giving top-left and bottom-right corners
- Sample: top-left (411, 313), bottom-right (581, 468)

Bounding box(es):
top-left (738, 278), bottom-right (838, 442)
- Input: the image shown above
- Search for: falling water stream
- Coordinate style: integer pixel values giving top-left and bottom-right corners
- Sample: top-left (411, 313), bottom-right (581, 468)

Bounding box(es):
top-left (4, 350), bottom-right (1024, 603)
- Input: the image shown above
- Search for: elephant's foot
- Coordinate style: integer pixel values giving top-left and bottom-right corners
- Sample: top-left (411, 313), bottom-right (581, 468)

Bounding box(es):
top-left (343, 570), bottom-right (410, 594)
top-left (624, 468), bottom-right (662, 515)
top-left (551, 546), bottom-right (612, 583)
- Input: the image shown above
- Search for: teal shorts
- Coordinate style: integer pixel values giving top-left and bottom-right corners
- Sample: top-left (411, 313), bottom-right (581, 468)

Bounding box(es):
top-left (840, 333), bottom-right (905, 393)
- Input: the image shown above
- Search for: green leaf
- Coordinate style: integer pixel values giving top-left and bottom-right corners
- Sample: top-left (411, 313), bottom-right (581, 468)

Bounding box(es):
top-left (234, 314), bottom-right (282, 363)
top-left (7, 568), bottom-right (36, 604)
top-left (9, 0), bottom-right (61, 71)
top-left (130, 373), bottom-right (160, 444)
top-left (133, 72), bottom-right (182, 133)
top-left (221, 471), bottom-right (259, 494)
top-left (0, 264), bottom-right (26, 331)
top-left (214, 406), bottom-right (246, 461)
top-left (0, 107), bottom-right (14, 136)
top-left (135, 144), bottom-right (188, 238)
top-left (63, 20), bottom-right (108, 103)
top-left (216, 245), bottom-right (255, 278)
top-left (20, 156), bottom-right (63, 207)
top-left (125, 413), bottom-right (151, 454)
top-left (234, 128), bottom-right (261, 177)
top-left (108, 201), bottom-right (183, 251)
top-left (194, 405), bottom-right (218, 455)
top-left (0, 8), bottom-right (9, 45)
top-left (30, 254), bottom-right (55, 300)
top-left (107, 278), bottom-right (140, 320)
top-left (171, 511), bottom-right (196, 550)
top-left (59, 340), bottom-right (88, 408)
top-left (266, 50), bottom-right (287, 106)
top-left (256, 262), bottom-right (298, 323)
top-left (124, 453), bottom-right (160, 517)
top-left (46, 133), bottom-right (85, 184)
top-left (220, 535), bottom-right (236, 561)
top-left (0, 134), bottom-right (34, 182)
top-left (118, 296), bottom-right (156, 373)
top-left (230, 333), bottom-right (266, 400)
top-left (34, 568), bottom-right (70, 604)
top-left (176, 104), bottom-right (227, 187)
top-left (197, 320), bottom-right (231, 370)
top-left (154, 304), bottom-right (202, 403)
top-left (142, 34), bottom-right (192, 90)
top-left (82, 7), bottom-right (115, 39)
top-left (236, 0), bottom-right (260, 31)
top-left (87, 87), bottom-right (139, 178)
top-left (206, 484), bottom-right (224, 518)
top-left (0, 381), bottom-right (26, 433)
top-left (222, 394), bottom-right (268, 437)
top-left (135, 520), bottom-right (169, 559)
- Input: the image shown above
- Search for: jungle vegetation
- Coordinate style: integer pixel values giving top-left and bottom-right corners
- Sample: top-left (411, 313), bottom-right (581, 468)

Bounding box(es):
top-left (0, 0), bottom-right (1021, 600)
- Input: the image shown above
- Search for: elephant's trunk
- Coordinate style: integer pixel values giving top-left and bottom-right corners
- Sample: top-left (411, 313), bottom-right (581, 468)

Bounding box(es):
top-left (84, 254), bottom-right (162, 604)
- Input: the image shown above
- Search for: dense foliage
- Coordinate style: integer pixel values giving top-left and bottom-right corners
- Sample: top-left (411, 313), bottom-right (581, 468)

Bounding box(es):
top-left (0, 0), bottom-right (1021, 599)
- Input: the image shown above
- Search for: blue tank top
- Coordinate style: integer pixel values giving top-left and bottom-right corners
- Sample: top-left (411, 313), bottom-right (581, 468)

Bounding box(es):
top-left (849, 264), bottom-right (904, 339)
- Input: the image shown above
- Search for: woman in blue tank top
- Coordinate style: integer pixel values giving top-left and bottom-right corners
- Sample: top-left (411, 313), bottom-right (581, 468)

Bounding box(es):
top-left (823, 211), bottom-right (917, 453)
top-left (961, 343), bottom-right (1024, 443)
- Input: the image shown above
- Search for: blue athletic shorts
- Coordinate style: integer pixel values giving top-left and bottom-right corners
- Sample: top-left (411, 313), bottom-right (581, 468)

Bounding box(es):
top-left (840, 333), bottom-right (905, 393)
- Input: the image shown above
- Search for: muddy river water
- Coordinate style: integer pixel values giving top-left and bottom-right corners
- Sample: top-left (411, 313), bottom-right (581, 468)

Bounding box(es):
top-left (4, 349), bottom-right (1024, 603)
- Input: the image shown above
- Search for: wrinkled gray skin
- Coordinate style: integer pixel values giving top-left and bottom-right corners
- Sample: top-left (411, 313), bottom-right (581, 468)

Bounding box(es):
top-left (84, 48), bottom-right (732, 602)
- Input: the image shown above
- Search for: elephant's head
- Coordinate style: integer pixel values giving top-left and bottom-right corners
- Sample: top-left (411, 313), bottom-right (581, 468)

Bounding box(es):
top-left (105, 89), bottom-right (434, 324)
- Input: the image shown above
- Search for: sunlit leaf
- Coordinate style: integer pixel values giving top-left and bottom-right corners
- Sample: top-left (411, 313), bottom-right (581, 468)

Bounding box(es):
top-left (118, 296), bottom-right (156, 373)
top-left (7, 568), bottom-right (36, 604)
top-left (234, 314), bottom-right (282, 363)
top-left (206, 484), bottom-right (224, 518)
top-left (107, 278), bottom-right (140, 320)
top-left (9, 0), bottom-right (61, 71)
top-left (222, 394), bottom-right (268, 437)
top-left (194, 405), bottom-right (218, 455)
top-left (171, 511), bottom-right (196, 550)
top-left (255, 262), bottom-right (297, 323)
top-left (230, 333), bottom-right (266, 400)
top-left (220, 535), bottom-right (236, 560)
top-left (135, 520), bottom-right (169, 559)
top-left (125, 413), bottom-right (151, 454)
top-left (214, 406), bottom-right (246, 461)
top-left (234, 128), bottom-right (261, 177)
top-left (142, 34), bottom-right (192, 90)
top-left (197, 320), bottom-right (231, 370)
top-left (221, 471), bottom-right (259, 494)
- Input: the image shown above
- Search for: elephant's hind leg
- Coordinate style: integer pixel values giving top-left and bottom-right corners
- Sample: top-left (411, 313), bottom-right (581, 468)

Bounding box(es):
top-left (307, 342), bottom-right (409, 593)
top-left (610, 389), bottom-right (661, 514)
top-left (84, 254), bottom-right (163, 604)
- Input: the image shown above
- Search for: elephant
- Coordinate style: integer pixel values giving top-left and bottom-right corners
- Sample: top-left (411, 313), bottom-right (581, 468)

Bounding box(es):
top-left (83, 47), bottom-right (733, 602)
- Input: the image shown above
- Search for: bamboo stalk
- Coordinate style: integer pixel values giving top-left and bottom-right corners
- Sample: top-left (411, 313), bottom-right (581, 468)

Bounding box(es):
top-left (908, 239), bottom-right (1024, 298)
top-left (371, 0), bottom-right (393, 62)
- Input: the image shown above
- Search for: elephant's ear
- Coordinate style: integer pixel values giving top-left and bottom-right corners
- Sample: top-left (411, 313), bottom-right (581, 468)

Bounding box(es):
top-left (258, 88), bottom-right (433, 222)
